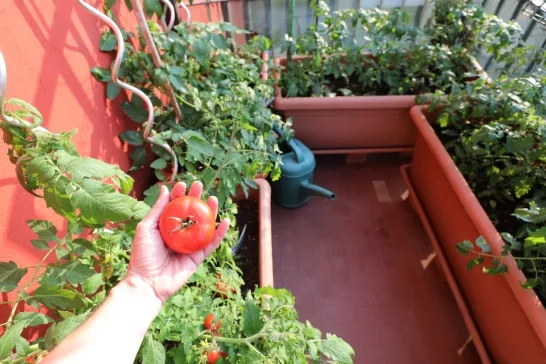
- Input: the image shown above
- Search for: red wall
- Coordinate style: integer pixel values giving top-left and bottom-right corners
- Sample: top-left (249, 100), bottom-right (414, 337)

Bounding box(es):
top-left (0, 0), bottom-right (224, 328)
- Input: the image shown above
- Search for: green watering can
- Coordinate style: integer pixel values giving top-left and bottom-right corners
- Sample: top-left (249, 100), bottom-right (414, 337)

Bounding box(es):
top-left (271, 127), bottom-right (336, 208)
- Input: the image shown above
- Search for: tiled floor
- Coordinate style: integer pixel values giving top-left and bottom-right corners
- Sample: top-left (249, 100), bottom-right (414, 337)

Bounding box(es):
top-left (272, 155), bottom-right (481, 364)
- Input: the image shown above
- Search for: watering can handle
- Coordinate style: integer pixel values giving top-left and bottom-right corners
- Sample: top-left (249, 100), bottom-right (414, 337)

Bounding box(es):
top-left (273, 126), bottom-right (304, 163)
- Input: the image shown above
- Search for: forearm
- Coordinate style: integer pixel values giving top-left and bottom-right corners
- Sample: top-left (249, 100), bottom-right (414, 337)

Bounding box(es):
top-left (42, 277), bottom-right (162, 364)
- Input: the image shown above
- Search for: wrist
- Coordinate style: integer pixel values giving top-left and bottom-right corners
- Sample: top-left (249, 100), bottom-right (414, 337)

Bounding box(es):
top-left (113, 275), bottom-right (163, 317)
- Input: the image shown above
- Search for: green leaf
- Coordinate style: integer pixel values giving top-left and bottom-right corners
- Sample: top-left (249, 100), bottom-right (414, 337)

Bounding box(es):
top-left (0, 324), bottom-right (23, 360)
top-left (13, 312), bottom-right (52, 326)
top-left (124, 0), bottom-right (133, 10)
top-left (90, 67), bottom-right (111, 82)
top-left (168, 75), bottom-right (187, 93)
top-left (150, 158), bottom-right (167, 169)
top-left (0, 312), bottom-right (52, 360)
top-left (143, 184), bottom-right (161, 206)
top-left (62, 261), bottom-right (96, 285)
top-left (107, 81), bottom-right (121, 100)
top-left (319, 334), bottom-right (355, 363)
top-left (31, 239), bottom-right (49, 250)
top-left (57, 151), bottom-right (122, 184)
top-left (507, 136), bottom-right (534, 153)
top-left (132, 201), bottom-right (151, 220)
top-left (130, 146), bottom-right (148, 172)
top-left (43, 177), bottom-right (77, 220)
top-left (211, 33), bottom-right (228, 50)
top-left (182, 131), bottom-right (215, 158)
top-left (27, 220), bottom-right (58, 241)
top-left (466, 256), bottom-right (484, 270)
top-left (191, 38), bottom-right (211, 65)
top-left (303, 321), bottom-right (321, 339)
top-left (0, 261), bottom-right (28, 293)
top-left (100, 31), bottom-right (117, 52)
top-left (141, 335), bottom-right (166, 364)
top-left (144, 0), bottom-right (162, 17)
top-left (121, 101), bottom-right (148, 123)
top-left (44, 314), bottom-right (90, 351)
top-left (475, 236), bottom-right (491, 253)
top-left (28, 285), bottom-right (83, 310)
top-left (71, 238), bottom-right (98, 255)
top-left (455, 240), bottom-right (474, 256)
top-left (25, 156), bottom-right (56, 183)
top-left (119, 130), bottom-right (144, 146)
top-left (243, 298), bottom-right (263, 336)
top-left (525, 227), bottom-right (546, 248)
top-left (82, 273), bottom-right (103, 295)
top-left (72, 179), bottom-right (137, 225)
top-left (15, 337), bottom-right (30, 357)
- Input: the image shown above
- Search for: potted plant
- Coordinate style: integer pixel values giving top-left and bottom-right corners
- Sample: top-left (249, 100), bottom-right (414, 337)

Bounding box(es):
top-left (273, 0), bottom-right (519, 152)
top-left (401, 72), bottom-right (546, 363)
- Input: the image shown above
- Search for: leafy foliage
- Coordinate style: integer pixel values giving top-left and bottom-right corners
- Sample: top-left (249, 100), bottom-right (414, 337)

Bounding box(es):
top-left (1, 99), bottom-right (149, 227)
top-left (278, 0), bottom-right (533, 98)
top-left (93, 20), bottom-right (291, 210)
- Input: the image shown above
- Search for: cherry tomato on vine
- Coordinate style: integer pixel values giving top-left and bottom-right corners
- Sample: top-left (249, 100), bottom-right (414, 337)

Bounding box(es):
top-left (207, 350), bottom-right (222, 363)
top-left (204, 313), bottom-right (222, 334)
top-left (159, 196), bottom-right (216, 254)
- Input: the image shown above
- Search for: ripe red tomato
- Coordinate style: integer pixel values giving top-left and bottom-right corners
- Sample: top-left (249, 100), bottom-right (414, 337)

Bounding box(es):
top-left (204, 313), bottom-right (215, 330)
top-left (159, 196), bottom-right (215, 254)
top-left (204, 313), bottom-right (222, 333)
top-left (207, 350), bottom-right (222, 363)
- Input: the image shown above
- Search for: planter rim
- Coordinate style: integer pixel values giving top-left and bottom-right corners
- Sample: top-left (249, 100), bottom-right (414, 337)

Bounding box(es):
top-left (410, 105), bottom-right (546, 344)
top-left (254, 178), bottom-right (274, 288)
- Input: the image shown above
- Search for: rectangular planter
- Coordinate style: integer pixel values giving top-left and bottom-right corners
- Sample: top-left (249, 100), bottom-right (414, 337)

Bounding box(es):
top-left (405, 105), bottom-right (546, 363)
top-left (272, 56), bottom-right (486, 153)
top-left (273, 56), bottom-right (416, 151)
top-left (232, 178), bottom-right (274, 288)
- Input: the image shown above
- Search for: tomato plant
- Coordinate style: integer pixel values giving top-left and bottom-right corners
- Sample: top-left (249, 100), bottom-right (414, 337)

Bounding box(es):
top-left (159, 196), bottom-right (216, 254)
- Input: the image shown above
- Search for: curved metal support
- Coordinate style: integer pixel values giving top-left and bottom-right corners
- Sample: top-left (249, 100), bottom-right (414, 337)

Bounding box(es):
top-left (162, 1), bottom-right (192, 32)
top-left (160, 0), bottom-right (176, 31)
top-left (78, 0), bottom-right (178, 184)
top-left (129, 0), bottom-right (183, 123)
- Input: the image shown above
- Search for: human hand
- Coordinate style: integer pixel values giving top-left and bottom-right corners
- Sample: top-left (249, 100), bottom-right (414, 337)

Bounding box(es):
top-left (125, 181), bottom-right (230, 303)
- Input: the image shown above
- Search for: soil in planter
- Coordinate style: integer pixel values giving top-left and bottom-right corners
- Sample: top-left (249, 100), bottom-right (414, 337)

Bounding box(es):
top-left (234, 199), bottom-right (260, 295)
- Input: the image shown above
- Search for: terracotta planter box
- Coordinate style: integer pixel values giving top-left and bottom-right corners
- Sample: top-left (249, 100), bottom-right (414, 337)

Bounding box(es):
top-left (232, 178), bottom-right (274, 288)
top-left (273, 56), bottom-right (415, 151)
top-left (272, 56), bottom-right (486, 152)
top-left (403, 105), bottom-right (546, 363)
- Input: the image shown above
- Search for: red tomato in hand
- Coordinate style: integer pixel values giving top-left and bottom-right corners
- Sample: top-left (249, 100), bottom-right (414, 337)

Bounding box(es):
top-left (159, 196), bottom-right (215, 254)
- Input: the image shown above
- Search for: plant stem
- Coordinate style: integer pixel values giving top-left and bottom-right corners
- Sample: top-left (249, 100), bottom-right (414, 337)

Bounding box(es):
top-left (6, 239), bottom-right (64, 328)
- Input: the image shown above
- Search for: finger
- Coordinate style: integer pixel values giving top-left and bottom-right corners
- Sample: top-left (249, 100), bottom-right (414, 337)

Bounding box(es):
top-left (188, 181), bottom-right (203, 198)
top-left (170, 182), bottom-right (187, 200)
top-left (140, 185), bottom-right (169, 229)
top-left (202, 218), bottom-right (230, 257)
top-left (207, 196), bottom-right (219, 219)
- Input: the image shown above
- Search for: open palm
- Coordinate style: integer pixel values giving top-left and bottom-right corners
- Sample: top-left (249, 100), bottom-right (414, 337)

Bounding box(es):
top-left (127, 181), bottom-right (230, 303)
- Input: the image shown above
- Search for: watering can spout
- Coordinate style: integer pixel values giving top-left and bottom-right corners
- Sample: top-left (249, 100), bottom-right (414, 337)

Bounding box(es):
top-left (302, 181), bottom-right (336, 200)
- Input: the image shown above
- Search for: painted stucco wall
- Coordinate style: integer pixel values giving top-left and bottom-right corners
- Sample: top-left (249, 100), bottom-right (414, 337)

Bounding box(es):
top-left (0, 0), bottom-right (224, 329)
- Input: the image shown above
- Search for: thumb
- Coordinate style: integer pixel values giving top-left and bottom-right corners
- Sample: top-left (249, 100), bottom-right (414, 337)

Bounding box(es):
top-left (140, 185), bottom-right (169, 229)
